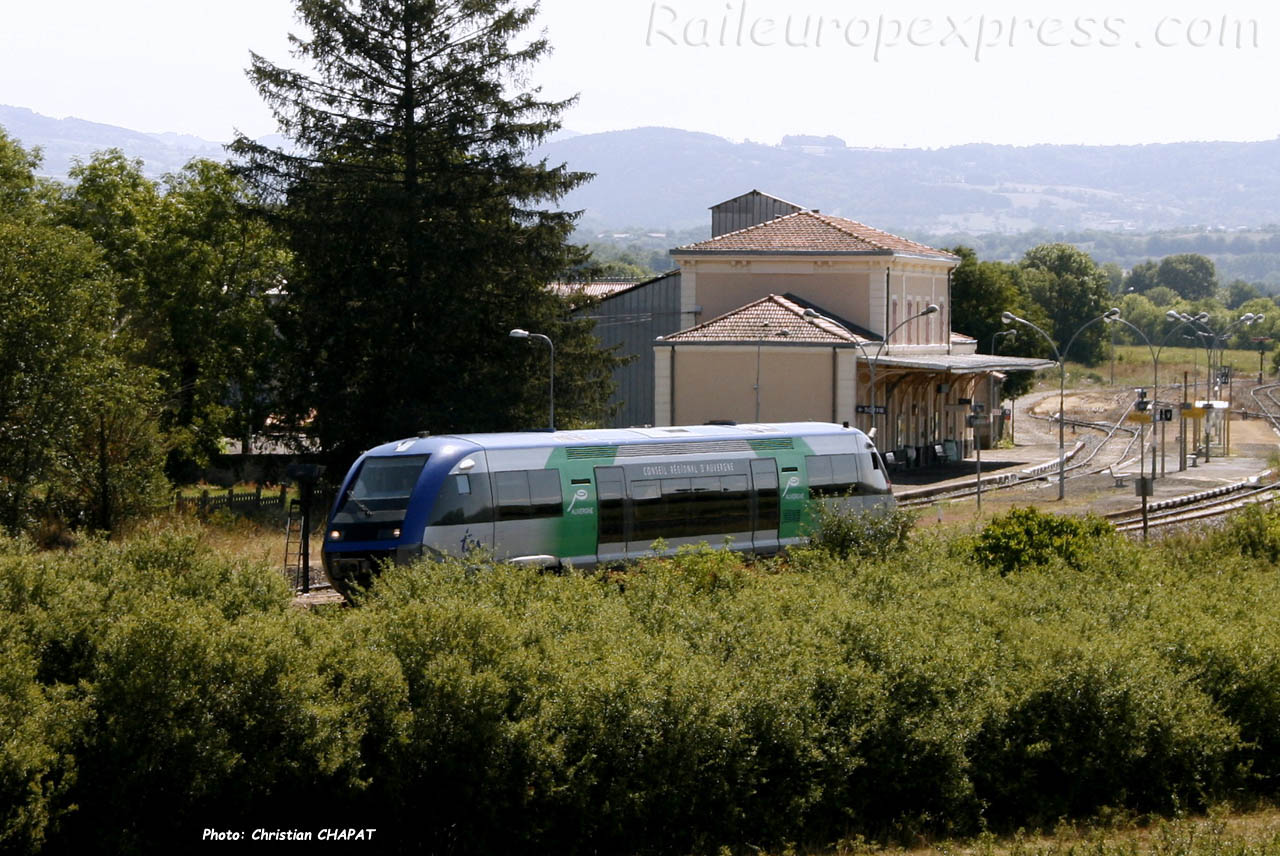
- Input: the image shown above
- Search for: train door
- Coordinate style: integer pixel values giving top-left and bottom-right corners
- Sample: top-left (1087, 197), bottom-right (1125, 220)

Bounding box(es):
top-left (750, 458), bottom-right (780, 553)
top-left (594, 466), bottom-right (628, 565)
top-left (491, 468), bottom-right (565, 564)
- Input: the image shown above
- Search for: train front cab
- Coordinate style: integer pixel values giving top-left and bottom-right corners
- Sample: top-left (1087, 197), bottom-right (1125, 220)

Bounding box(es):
top-left (322, 439), bottom-right (493, 594)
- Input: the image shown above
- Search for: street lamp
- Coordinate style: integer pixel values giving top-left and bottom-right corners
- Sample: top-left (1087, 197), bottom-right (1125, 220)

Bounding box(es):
top-left (1000, 307), bottom-right (1120, 500)
top-left (509, 328), bottom-right (555, 431)
top-left (1109, 311), bottom-right (1207, 477)
top-left (991, 329), bottom-right (1017, 355)
top-left (804, 303), bottom-right (938, 443)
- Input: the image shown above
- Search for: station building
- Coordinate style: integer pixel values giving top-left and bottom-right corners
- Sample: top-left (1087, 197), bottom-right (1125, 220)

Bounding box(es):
top-left (585, 191), bottom-right (1053, 464)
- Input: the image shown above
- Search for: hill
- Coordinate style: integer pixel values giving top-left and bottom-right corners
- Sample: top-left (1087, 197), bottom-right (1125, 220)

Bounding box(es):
top-left (5, 105), bottom-right (1280, 237)
top-left (0, 105), bottom-right (227, 178)
top-left (535, 127), bottom-right (1280, 234)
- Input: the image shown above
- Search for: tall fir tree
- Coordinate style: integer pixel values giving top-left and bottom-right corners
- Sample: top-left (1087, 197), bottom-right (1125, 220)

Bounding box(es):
top-left (232, 0), bottom-right (618, 469)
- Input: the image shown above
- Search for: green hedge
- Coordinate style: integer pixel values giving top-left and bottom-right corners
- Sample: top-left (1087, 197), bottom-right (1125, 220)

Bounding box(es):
top-left (2, 513), bottom-right (1279, 854)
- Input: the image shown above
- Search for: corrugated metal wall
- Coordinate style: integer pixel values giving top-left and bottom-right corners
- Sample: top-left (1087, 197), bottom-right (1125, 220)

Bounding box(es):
top-left (580, 271), bottom-right (683, 428)
top-left (711, 192), bottom-right (804, 238)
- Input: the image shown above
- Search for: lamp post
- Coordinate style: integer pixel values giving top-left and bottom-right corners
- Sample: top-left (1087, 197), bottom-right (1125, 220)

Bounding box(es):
top-left (991, 329), bottom-right (1017, 355)
top-left (509, 328), bottom-right (555, 431)
top-left (1108, 311), bottom-right (1206, 477)
top-left (804, 304), bottom-right (938, 444)
top-left (1000, 307), bottom-right (1120, 500)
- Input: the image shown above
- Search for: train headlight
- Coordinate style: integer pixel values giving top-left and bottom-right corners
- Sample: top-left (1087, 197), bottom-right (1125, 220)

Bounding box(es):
top-left (328, 529), bottom-right (342, 541)
top-left (392, 528), bottom-right (402, 539)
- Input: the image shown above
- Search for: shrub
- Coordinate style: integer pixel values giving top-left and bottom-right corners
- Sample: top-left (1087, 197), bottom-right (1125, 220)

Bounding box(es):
top-left (808, 502), bottom-right (917, 561)
top-left (975, 506), bottom-right (1116, 576)
top-left (971, 641), bottom-right (1239, 825)
top-left (0, 628), bottom-right (84, 855)
top-left (1207, 504), bottom-right (1280, 563)
top-left (3, 519), bottom-right (1279, 854)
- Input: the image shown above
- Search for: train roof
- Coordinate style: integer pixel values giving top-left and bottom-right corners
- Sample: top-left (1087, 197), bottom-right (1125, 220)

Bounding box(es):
top-left (364, 422), bottom-right (869, 457)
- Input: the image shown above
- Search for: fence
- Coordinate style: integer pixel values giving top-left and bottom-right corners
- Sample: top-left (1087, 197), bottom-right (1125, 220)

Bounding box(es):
top-left (174, 485), bottom-right (330, 517)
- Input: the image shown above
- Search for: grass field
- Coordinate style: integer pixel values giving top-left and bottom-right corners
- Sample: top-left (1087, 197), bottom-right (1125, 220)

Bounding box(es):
top-left (813, 808), bottom-right (1280, 856)
top-left (1041, 346), bottom-right (1271, 395)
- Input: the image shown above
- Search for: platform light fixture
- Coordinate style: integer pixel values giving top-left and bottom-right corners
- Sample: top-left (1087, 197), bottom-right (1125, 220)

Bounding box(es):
top-left (509, 328), bottom-right (555, 432)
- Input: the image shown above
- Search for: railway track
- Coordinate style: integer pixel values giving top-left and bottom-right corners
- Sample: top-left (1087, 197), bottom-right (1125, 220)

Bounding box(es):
top-left (902, 384), bottom-right (1280, 533)
top-left (1102, 381), bottom-right (1280, 534)
top-left (1109, 478), bottom-right (1276, 533)
top-left (899, 392), bottom-right (1143, 508)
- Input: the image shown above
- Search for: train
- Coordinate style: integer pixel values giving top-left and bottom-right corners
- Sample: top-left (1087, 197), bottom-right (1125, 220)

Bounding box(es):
top-left (321, 422), bottom-right (895, 597)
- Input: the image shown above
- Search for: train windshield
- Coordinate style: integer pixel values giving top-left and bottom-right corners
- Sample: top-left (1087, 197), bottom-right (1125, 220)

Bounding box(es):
top-left (336, 455), bottom-right (430, 519)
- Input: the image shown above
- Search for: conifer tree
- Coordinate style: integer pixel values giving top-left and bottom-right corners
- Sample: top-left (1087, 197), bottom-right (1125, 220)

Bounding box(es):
top-left (232, 0), bottom-right (617, 467)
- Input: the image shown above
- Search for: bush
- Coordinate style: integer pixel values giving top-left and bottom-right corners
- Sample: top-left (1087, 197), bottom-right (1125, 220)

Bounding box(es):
top-left (0, 531), bottom-right (364, 852)
top-left (808, 501), bottom-right (917, 561)
top-left (1207, 504), bottom-right (1280, 563)
top-left (975, 506), bottom-right (1116, 576)
top-left (2, 519), bottom-right (1278, 854)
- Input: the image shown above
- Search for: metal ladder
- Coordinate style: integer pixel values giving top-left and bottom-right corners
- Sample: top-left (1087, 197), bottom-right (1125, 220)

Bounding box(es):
top-left (283, 498), bottom-right (306, 591)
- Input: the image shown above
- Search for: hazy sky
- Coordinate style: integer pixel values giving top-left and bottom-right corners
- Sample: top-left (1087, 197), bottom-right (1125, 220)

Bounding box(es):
top-left (5, 0), bottom-right (1279, 147)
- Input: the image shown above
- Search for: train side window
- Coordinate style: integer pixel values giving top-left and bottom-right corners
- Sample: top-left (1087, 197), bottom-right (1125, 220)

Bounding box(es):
top-left (528, 469), bottom-right (564, 517)
top-left (428, 471), bottom-right (493, 526)
top-left (494, 471), bottom-right (532, 520)
top-left (630, 479), bottom-right (663, 542)
top-left (806, 455), bottom-right (833, 493)
top-left (831, 454), bottom-right (859, 493)
top-left (806, 455), bottom-right (861, 498)
top-left (495, 470), bottom-right (564, 520)
top-left (708, 475), bottom-right (751, 534)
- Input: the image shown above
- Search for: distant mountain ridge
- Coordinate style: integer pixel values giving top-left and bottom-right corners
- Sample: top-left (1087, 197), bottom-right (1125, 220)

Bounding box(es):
top-left (0, 105), bottom-right (228, 179)
top-left (534, 127), bottom-right (1280, 234)
top-left (4, 105), bottom-right (1279, 234)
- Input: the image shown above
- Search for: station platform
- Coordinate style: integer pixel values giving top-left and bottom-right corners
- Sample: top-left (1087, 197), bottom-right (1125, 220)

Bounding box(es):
top-left (890, 419), bottom-right (1277, 517)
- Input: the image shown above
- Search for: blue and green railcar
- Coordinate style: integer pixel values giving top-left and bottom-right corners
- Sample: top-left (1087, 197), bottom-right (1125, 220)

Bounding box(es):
top-left (322, 422), bottom-right (893, 597)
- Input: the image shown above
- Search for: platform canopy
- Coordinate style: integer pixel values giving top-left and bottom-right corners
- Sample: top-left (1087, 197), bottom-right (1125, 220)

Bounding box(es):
top-left (871, 353), bottom-right (1058, 374)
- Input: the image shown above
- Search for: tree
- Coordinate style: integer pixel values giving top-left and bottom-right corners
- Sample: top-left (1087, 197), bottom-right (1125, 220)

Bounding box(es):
top-left (1143, 286), bottom-right (1179, 308)
top-left (1158, 253), bottom-right (1217, 300)
top-left (1124, 260), bottom-right (1160, 294)
top-left (1225, 279), bottom-right (1263, 310)
top-left (0, 215), bottom-right (165, 532)
top-left (1021, 243), bottom-right (1112, 365)
top-left (231, 0), bottom-right (621, 468)
top-left (145, 160), bottom-right (291, 477)
top-left (46, 357), bottom-right (169, 531)
top-left (55, 154), bottom-right (288, 480)
top-left (949, 246), bottom-right (1052, 398)
top-left (0, 128), bottom-right (41, 218)
top-left (1100, 262), bottom-right (1124, 294)
top-left (55, 151), bottom-right (159, 310)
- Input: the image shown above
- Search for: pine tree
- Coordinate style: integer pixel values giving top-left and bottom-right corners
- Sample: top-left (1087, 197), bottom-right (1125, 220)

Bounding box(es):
top-left (231, 0), bottom-right (617, 468)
